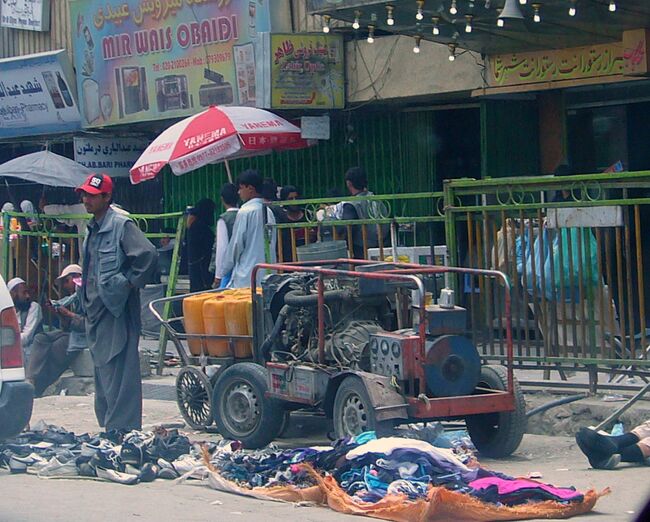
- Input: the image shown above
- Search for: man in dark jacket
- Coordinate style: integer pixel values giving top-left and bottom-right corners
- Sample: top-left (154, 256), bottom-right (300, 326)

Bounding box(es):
top-left (341, 167), bottom-right (385, 259)
top-left (186, 198), bottom-right (216, 292)
top-left (211, 183), bottom-right (238, 289)
top-left (77, 173), bottom-right (157, 433)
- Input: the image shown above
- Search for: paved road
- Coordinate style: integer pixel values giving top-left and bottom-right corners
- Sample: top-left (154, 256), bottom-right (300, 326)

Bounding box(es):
top-left (0, 396), bottom-right (648, 522)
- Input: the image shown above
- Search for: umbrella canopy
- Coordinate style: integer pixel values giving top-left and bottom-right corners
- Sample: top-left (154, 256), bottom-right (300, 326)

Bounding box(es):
top-left (130, 106), bottom-right (310, 184)
top-left (0, 151), bottom-right (92, 188)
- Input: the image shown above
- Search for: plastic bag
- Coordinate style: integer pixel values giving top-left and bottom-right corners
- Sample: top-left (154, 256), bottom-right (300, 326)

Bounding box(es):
top-left (525, 226), bottom-right (599, 302)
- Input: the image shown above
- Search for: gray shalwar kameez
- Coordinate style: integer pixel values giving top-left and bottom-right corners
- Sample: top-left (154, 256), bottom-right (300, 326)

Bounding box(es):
top-left (82, 210), bottom-right (157, 432)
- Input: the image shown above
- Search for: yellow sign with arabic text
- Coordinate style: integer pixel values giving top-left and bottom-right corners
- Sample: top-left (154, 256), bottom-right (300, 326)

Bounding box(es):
top-left (489, 35), bottom-right (649, 87)
top-left (269, 33), bottom-right (344, 109)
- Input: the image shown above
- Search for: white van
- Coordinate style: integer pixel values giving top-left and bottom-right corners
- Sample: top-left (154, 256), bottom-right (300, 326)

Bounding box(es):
top-left (0, 274), bottom-right (33, 439)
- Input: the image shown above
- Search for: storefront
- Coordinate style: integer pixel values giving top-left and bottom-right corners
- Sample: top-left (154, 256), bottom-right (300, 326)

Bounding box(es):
top-left (477, 29), bottom-right (650, 176)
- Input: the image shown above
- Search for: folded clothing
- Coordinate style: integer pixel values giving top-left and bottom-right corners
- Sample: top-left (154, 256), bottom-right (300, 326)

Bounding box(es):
top-left (469, 476), bottom-right (584, 505)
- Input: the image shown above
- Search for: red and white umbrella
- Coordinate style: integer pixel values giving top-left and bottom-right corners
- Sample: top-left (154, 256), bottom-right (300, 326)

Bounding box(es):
top-left (130, 106), bottom-right (310, 184)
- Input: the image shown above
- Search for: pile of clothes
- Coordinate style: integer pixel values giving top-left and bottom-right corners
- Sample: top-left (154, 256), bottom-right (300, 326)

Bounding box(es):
top-left (208, 433), bottom-right (584, 506)
top-left (0, 421), bottom-right (602, 520)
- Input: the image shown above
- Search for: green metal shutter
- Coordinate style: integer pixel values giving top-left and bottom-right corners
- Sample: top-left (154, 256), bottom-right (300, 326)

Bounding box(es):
top-left (162, 110), bottom-right (437, 213)
top-left (480, 99), bottom-right (540, 178)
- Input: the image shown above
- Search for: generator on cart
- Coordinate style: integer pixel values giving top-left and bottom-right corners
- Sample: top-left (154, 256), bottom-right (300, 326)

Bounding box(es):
top-left (151, 260), bottom-right (526, 457)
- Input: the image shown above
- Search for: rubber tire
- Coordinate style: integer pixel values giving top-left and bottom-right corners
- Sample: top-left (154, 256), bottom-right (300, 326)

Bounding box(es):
top-left (212, 362), bottom-right (285, 449)
top-left (465, 365), bottom-right (526, 458)
top-left (333, 376), bottom-right (391, 439)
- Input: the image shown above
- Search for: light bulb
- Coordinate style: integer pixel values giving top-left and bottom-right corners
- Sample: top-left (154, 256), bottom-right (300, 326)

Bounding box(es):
top-left (533, 4), bottom-right (541, 22)
top-left (465, 15), bottom-right (473, 33)
top-left (367, 25), bottom-right (375, 43)
top-left (432, 17), bottom-right (440, 35)
top-left (448, 44), bottom-right (456, 61)
top-left (449, 0), bottom-right (458, 15)
top-left (322, 15), bottom-right (330, 33)
top-left (386, 5), bottom-right (394, 25)
top-left (569, 1), bottom-right (576, 16)
top-left (519, 0), bottom-right (527, 4)
top-left (609, 0), bottom-right (616, 12)
top-left (352, 11), bottom-right (360, 30)
top-left (416, 1), bottom-right (424, 20)
top-left (497, 18), bottom-right (504, 27)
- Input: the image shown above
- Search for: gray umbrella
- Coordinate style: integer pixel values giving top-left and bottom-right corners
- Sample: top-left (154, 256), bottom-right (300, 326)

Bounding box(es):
top-left (0, 150), bottom-right (91, 187)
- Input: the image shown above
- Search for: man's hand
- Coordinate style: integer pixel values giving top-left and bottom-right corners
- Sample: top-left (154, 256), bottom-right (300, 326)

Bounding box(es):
top-left (57, 306), bottom-right (74, 319)
top-left (212, 278), bottom-right (221, 289)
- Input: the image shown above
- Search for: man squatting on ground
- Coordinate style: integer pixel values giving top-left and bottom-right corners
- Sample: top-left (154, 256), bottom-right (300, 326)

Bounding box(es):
top-left (26, 264), bottom-right (87, 397)
top-left (77, 173), bottom-right (157, 433)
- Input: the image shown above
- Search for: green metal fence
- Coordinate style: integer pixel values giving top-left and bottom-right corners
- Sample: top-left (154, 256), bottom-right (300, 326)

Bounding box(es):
top-left (1, 210), bottom-right (184, 334)
top-left (6, 169), bottom-right (650, 388)
top-left (267, 191), bottom-right (446, 263)
top-left (444, 171), bottom-right (650, 388)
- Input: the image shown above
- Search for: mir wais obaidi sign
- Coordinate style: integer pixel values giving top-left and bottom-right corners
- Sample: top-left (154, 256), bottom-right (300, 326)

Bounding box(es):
top-left (1, 0), bottom-right (51, 31)
top-left (69, 0), bottom-right (270, 127)
top-left (489, 29), bottom-right (650, 88)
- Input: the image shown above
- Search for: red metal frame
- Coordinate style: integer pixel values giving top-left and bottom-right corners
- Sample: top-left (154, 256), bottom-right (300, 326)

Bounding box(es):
top-left (251, 260), bottom-right (515, 419)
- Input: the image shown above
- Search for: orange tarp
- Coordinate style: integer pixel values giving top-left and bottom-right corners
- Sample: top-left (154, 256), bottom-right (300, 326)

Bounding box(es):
top-left (204, 461), bottom-right (609, 521)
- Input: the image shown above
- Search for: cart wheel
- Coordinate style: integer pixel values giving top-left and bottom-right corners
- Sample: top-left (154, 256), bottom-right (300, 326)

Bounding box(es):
top-left (465, 365), bottom-right (526, 458)
top-left (333, 376), bottom-right (391, 439)
top-left (212, 363), bottom-right (285, 448)
top-left (176, 367), bottom-right (213, 430)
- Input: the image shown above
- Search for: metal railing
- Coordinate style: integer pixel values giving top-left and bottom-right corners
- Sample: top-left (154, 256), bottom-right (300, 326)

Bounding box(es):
top-left (443, 171), bottom-right (650, 388)
top-left (0, 210), bottom-right (184, 341)
top-left (266, 191), bottom-right (447, 263)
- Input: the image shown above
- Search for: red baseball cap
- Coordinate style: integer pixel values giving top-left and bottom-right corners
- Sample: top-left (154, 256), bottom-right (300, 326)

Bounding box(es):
top-left (76, 173), bottom-right (113, 195)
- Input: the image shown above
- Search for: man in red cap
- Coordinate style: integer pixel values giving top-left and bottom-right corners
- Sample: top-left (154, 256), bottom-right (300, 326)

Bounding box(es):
top-left (76, 173), bottom-right (157, 434)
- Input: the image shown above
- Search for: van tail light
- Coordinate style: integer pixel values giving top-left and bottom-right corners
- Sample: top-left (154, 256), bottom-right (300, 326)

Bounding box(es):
top-left (0, 307), bottom-right (22, 369)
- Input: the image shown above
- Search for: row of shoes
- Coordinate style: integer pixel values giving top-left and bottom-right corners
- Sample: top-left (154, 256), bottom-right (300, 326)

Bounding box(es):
top-left (0, 423), bottom-right (198, 486)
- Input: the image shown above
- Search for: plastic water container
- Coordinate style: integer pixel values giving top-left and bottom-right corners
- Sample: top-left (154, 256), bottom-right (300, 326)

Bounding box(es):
top-left (296, 240), bottom-right (348, 262)
top-left (224, 295), bottom-right (253, 358)
top-left (203, 296), bottom-right (229, 357)
top-left (182, 293), bottom-right (214, 355)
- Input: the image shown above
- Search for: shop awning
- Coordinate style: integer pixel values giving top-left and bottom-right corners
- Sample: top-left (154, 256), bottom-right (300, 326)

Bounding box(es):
top-left (308, 0), bottom-right (650, 55)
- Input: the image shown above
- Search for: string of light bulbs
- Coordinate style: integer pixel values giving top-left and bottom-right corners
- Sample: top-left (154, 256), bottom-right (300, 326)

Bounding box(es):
top-left (320, 0), bottom-right (622, 49)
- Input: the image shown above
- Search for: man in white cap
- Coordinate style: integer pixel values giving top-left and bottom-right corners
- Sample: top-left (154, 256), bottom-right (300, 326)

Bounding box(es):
top-left (26, 264), bottom-right (86, 397)
top-left (8, 277), bottom-right (43, 362)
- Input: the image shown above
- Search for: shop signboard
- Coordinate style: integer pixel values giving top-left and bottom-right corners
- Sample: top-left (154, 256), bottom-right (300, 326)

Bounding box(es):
top-left (257, 33), bottom-right (344, 110)
top-left (0, 50), bottom-right (81, 139)
top-left (489, 30), bottom-right (650, 88)
top-left (68, 0), bottom-right (270, 128)
top-left (74, 136), bottom-right (149, 177)
top-left (1, 0), bottom-right (51, 31)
